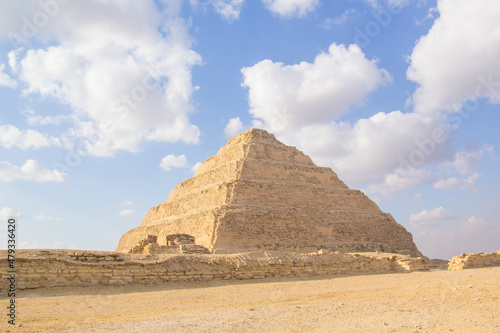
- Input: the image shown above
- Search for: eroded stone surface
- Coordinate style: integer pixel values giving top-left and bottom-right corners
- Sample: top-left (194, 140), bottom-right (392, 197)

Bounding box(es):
top-left (116, 128), bottom-right (423, 257)
top-left (448, 249), bottom-right (500, 270)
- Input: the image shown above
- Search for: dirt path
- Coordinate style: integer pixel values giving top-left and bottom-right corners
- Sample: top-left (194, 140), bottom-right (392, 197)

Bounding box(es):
top-left (2, 267), bottom-right (499, 332)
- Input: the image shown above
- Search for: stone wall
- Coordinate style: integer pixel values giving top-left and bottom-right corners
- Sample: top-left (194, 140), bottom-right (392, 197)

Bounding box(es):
top-left (448, 250), bottom-right (500, 271)
top-left (0, 250), bottom-right (428, 291)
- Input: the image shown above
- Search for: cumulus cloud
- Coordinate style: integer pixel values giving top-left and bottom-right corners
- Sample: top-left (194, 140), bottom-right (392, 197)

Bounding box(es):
top-left (190, 0), bottom-right (244, 21)
top-left (119, 209), bottom-right (135, 217)
top-left (276, 111), bottom-right (451, 188)
top-left (430, 145), bottom-right (491, 192)
top-left (262, 0), bottom-right (319, 18)
top-left (407, 0), bottom-right (500, 114)
top-left (0, 159), bottom-right (70, 182)
top-left (0, 0), bottom-right (201, 156)
top-left (242, 43), bottom-right (391, 133)
top-left (241, 42), bottom-right (461, 190)
top-left (0, 207), bottom-right (22, 219)
top-left (441, 145), bottom-right (493, 176)
top-left (433, 172), bottom-right (481, 192)
top-left (460, 216), bottom-right (488, 235)
top-left (0, 124), bottom-right (61, 149)
top-left (159, 154), bottom-right (189, 171)
top-left (365, 167), bottom-right (430, 196)
top-left (224, 117), bottom-right (245, 137)
top-left (0, 63), bottom-right (16, 87)
top-left (240, 1), bottom-right (499, 195)
top-left (409, 206), bottom-right (455, 229)
top-left (208, 0), bottom-right (245, 21)
top-left (410, 206), bottom-right (454, 222)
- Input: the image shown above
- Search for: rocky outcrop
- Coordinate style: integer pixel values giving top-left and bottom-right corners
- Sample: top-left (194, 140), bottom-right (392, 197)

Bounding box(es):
top-left (448, 250), bottom-right (500, 270)
top-left (117, 128), bottom-right (423, 257)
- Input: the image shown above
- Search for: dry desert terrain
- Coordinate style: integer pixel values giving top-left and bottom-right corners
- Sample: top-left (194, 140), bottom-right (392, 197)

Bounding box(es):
top-left (1, 267), bottom-right (499, 332)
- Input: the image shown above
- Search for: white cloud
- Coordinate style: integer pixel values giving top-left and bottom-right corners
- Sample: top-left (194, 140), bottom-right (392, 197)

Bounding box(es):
top-left (415, 6), bottom-right (438, 26)
top-left (460, 216), bottom-right (488, 235)
top-left (0, 124), bottom-right (61, 149)
top-left (442, 145), bottom-right (493, 176)
top-left (280, 111), bottom-right (451, 188)
top-left (0, 159), bottom-right (70, 182)
top-left (241, 42), bottom-right (460, 190)
top-left (119, 209), bottom-right (135, 217)
top-left (262, 0), bottom-right (319, 18)
top-left (433, 172), bottom-right (481, 192)
top-left (323, 9), bottom-right (357, 28)
top-left (7, 50), bottom-right (19, 73)
top-left (407, 0), bottom-right (500, 114)
top-left (0, 63), bottom-right (16, 87)
top-left (365, 167), bottom-right (430, 196)
top-left (122, 200), bottom-right (133, 206)
top-left (209, 0), bottom-right (245, 21)
top-left (0, 0), bottom-right (201, 156)
top-left (413, 193), bottom-right (422, 201)
top-left (160, 154), bottom-right (189, 171)
top-left (238, 1), bottom-right (500, 196)
top-left (224, 117), bottom-right (244, 137)
top-left (191, 161), bottom-right (202, 174)
top-left (33, 213), bottom-right (61, 221)
top-left (22, 109), bottom-right (70, 126)
top-left (190, 0), bottom-right (244, 21)
top-left (0, 207), bottom-right (22, 220)
top-left (242, 43), bottom-right (391, 133)
top-left (410, 206), bottom-right (454, 222)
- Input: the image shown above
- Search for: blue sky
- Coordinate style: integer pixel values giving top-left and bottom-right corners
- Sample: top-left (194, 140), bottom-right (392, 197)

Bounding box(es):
top-left (1, 0), bottom-right (499, 259)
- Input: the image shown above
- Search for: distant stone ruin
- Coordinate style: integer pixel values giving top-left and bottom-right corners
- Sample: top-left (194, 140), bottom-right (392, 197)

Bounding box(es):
top-left (448, 250), bottom-right (500, 270)
top-left (116, 128), bottom-right (423, 257)
top-left (128, 234), bottom-right (210, 255)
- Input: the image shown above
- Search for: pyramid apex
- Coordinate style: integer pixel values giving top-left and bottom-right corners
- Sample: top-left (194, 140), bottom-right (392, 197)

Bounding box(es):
top-left (228, 128), bottom-right (278, 145)
top-left (242, 127), bottom-right (272, 135)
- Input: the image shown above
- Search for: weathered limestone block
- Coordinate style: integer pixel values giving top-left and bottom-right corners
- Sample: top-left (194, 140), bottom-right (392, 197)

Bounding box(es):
top-left (448, 250), bottom-right (500, 270)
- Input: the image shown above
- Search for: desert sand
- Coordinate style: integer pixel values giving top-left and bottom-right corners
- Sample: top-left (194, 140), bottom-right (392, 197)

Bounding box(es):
top-left (2, 267), bottom-right (499, 332)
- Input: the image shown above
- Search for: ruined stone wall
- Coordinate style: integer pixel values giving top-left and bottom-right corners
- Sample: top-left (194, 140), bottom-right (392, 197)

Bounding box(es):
top-left (448, 250), bottom-right (500, 271)
top-left (117, 208), bottom-right (217, 252)
top-left (0, 250), bottom-right (427, 291)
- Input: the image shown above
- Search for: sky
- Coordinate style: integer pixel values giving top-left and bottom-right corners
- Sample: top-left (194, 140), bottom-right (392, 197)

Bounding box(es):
top-left (0, 0), bottom-right (499, 259)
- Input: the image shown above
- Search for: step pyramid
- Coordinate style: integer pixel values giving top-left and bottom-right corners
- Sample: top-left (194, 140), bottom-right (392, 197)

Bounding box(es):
top-left (116, 128), bottom-right (423, 257)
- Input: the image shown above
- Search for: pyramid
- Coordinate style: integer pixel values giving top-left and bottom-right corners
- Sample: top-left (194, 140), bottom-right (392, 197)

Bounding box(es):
top-left (116, 128), bottom-right (423, 257)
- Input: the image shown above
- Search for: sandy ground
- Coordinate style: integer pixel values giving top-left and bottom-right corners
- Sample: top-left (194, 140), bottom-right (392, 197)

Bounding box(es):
top-left (1, 267), bottom-right (499, 332)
